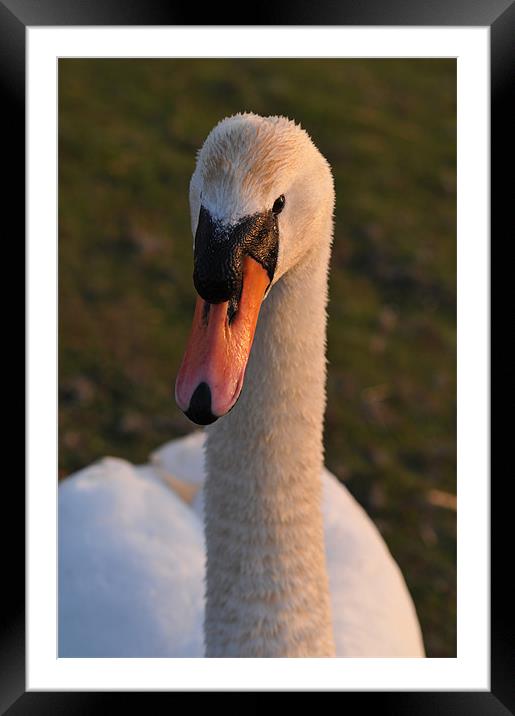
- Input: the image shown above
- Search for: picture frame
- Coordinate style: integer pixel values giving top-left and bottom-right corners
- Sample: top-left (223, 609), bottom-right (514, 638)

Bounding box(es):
top-left (7, 0), bottom-right (506, 709)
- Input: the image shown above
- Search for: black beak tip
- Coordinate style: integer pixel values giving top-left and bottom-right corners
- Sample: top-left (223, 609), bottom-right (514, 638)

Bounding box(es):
top-left (184, 382), bottom-right (219, 425)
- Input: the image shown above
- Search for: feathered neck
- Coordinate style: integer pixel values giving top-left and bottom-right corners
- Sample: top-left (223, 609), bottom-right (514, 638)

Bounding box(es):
top-left (203, 238), bottom-right (335, 657)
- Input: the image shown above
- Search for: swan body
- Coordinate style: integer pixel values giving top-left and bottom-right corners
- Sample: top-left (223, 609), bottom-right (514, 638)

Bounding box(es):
top-left (59, 113), bottom-right (425, 657)
top-left (59, 432), bottom-right (424, 657)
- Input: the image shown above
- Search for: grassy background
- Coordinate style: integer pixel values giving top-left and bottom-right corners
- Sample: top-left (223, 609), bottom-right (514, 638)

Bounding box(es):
top-left (59, 59), bottom-right (456, 657)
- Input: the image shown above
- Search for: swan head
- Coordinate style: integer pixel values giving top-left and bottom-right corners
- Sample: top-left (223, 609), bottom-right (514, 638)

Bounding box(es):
top-left (175, 113), bottom-right (334, 425)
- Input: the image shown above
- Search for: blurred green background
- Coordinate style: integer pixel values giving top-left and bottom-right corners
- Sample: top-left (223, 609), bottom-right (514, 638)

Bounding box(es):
top-left (58, 59), bottom-right (456, 657)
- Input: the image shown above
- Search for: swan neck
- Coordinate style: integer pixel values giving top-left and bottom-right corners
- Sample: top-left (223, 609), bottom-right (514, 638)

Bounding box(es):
top-left (203, 241), bottom-right (335, 657)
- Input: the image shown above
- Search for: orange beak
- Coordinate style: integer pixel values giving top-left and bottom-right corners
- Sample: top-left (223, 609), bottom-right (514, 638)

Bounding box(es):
top-left (175, 256), bottom-right (270, 424)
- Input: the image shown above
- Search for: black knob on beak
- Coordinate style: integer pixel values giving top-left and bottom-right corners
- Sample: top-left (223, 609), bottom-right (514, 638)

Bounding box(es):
top-left (193, 208), bottom-right (243, 303)
top-left (193, 206), bottom-right (279, 305)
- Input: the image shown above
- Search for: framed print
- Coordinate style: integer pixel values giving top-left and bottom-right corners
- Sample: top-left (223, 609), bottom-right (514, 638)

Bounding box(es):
top-left (7, 0), bottom-right (508, 710)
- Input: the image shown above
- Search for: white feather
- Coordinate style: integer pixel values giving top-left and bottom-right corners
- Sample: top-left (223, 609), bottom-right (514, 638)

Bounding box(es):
top-left (59, 433), bottom-right (424, 656)
top-left (59, 113), bottom-right (425, 657)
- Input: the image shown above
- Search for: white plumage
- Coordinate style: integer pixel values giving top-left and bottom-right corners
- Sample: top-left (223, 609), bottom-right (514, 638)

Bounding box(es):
top-left (59, 431), bottom-right (424, 657)
top-left (59, 113), bottom-right (425, 657)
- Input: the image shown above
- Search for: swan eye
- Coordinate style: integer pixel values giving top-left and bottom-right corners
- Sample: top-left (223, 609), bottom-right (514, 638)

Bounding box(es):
top-left (272, 195), bottom-right (285, 215)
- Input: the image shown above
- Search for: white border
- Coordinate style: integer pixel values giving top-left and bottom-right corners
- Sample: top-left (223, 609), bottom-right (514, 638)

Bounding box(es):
top-left (27, 27), bottom-right (489, 691)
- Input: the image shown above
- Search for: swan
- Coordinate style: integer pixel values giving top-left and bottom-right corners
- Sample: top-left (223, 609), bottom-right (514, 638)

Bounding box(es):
top-left (59, 113), bottom-right (425, 658)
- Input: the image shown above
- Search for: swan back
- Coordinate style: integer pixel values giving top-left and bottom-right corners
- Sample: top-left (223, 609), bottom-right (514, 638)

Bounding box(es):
top-left (58, 457), bottom-right (204, 657)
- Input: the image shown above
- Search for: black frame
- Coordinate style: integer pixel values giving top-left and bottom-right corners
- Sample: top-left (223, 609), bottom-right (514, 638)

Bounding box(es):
top-left (8, 0), bottom-right (509, 710)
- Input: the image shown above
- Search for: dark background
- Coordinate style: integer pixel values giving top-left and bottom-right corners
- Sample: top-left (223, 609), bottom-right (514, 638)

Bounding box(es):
top-left (58, 58), bottom-right (456, 657)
